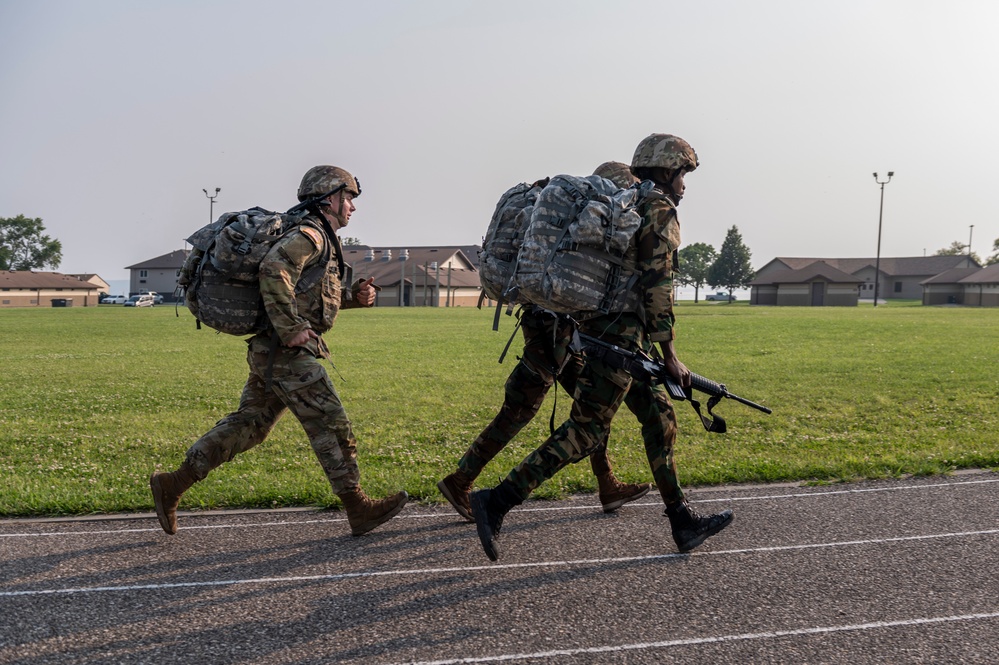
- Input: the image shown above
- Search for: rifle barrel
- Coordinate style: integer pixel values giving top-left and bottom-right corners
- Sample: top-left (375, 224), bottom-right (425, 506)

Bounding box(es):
top-left (726, 393), bottom-right (773, 415)
top-left (690, 372), bottom-right (772, 414)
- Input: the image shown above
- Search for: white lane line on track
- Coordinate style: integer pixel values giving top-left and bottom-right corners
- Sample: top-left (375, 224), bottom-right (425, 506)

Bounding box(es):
top-left (385, 611), bottom-right (999, 665)
top-left (2, 528), bottom-right (996, 598)
top-left (2, 477), bottom-right (997, 539)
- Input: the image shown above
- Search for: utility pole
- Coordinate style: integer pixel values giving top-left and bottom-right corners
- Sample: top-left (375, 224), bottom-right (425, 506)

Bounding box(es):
top-left (872, 172), bottom-right (894, 307)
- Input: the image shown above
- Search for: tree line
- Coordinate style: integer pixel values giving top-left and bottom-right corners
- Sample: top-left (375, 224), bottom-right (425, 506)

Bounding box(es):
top-left (676, 225), bottom-right (754, 302)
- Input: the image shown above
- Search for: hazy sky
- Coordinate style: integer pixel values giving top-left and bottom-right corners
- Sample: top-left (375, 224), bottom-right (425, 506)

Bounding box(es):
top-left (2, 0), bottom-right (997, 284)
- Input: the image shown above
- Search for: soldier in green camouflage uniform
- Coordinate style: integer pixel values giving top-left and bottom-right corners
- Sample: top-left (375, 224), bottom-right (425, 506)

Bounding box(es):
top-left (439, 160), bottom-right (658, 522)
top-left (471, 137), bottom-right (734, 561)
top-left (437, 302), bottom-right (651, 522)
top-left (150, 166), bottom-right (408, 537)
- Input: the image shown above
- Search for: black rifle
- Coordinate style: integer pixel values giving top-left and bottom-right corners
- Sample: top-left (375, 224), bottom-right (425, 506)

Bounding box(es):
top-left (577, 333), bottom-right (771, 433)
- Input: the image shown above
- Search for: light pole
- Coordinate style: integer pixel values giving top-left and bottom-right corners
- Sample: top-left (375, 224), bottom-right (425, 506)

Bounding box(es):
top-left (202, 187), bottom-right (221, 222)
top-left (968, 224), bottom-right (975, 262)
top-left (398, 249), bottom-right (409, 307)
top-left (872, 171), bottom-right (894, 307)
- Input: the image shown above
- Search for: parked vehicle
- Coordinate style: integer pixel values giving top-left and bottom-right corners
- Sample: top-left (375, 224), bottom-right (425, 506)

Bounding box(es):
top-left (705, 291), bottom-right (737, 301)
top-left (142, 292), bottom-right (164, 305)
top-left (124, 294), bottom-right (155, 307)
top-left (101, 295), bottom-right (127, 304)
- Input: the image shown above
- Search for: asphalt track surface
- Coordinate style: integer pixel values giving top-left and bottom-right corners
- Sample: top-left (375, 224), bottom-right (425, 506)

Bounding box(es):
top-left (2, 471), bottom-right (998, 665)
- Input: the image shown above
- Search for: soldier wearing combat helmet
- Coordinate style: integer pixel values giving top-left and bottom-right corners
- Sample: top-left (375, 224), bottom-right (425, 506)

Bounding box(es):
top-left (471, 137), bottom-right (734, 561)
top-left (151, 165), bottom-right (409, 538)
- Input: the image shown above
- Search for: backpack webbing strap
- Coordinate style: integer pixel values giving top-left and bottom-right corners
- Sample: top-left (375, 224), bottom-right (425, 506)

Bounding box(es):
top-left (497, 307), bottom-right (524, 364)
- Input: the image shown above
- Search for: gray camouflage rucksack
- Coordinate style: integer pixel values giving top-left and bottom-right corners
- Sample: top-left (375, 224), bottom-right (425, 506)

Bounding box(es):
top-left (178, 207), bottom-right (332, 335)
top-left (479, 178), bottom-right (550, 304)
top-left (481, 174), bottom-right (662, 319)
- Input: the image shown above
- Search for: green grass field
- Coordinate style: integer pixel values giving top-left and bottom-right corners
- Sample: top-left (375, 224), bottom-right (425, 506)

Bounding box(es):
top-left (1, 301), bottom-right (996, 516)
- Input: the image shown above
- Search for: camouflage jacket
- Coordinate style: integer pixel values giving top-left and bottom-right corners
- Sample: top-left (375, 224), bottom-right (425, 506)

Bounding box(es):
top-left (581, 193), bottom-right (679, 348)
top-left (258, 214), bottom-right (358, 352)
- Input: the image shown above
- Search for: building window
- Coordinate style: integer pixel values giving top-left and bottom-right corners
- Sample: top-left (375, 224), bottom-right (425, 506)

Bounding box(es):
top-left (2, 300), bottom-right (9, 305)
top-left (894, 282), bottom-right (902, 293)
top-left (140, 270), bottom-right (148, 278)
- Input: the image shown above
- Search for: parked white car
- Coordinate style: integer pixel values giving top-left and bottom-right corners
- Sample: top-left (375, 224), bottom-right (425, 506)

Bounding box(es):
top-left (101, 295), bottom-right (127, 304)
top-left (705, 291), bottom-right (737, 301)
top-left (124, 294), bottom-right (155, 307)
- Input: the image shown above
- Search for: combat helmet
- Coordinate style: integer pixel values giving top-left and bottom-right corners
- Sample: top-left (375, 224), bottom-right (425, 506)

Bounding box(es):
top-left (592, 161), bottom-right (639, 189)
top-left (631, 134), bottom-right (699, 173)
top-left (297, 165), bottom-right (361, 202)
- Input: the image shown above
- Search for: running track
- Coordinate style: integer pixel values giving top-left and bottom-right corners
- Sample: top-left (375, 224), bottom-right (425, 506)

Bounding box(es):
top-left (2, 471), bottom-right (997, 664)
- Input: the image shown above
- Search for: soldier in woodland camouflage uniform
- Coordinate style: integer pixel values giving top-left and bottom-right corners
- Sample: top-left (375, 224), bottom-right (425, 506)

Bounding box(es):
top-left (150, 166), bottom-right (408, 537)
top-left (438, 161), bottom-right (657, 522)
top-left (471, 137), bottom-right (734, 561)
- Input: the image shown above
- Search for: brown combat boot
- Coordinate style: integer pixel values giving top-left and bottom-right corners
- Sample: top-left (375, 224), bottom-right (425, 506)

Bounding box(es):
top-left (437, 470), bottom-right (475, 522)
top-left (149, 464), bottom-right (198, 535)
top-left (339, 487), bottom-right (409, 536)
top-left (597, 473), bottom-right (652, 513)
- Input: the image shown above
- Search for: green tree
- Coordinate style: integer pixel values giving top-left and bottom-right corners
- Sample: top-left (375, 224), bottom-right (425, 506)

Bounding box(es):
top-left (341, 236), bottom-right (364, 247)
top-left (935, 240), bottom-right (982, 265)
top-left (676, 242), bottom-right (716, 303)
top-left (707, 225), bottom-right (754, 300)
top-left (0, 215), bottom-right (62, 270)
top-left (987, 238), bottom-right (999, 266)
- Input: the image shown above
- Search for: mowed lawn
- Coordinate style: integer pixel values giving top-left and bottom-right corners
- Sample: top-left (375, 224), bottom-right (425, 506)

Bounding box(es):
top-left (0, 301), bottom-right (996, 516)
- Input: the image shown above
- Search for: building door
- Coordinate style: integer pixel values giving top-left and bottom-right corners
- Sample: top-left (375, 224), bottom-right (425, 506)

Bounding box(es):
top-left (811, 282), bottom-right (825, 306)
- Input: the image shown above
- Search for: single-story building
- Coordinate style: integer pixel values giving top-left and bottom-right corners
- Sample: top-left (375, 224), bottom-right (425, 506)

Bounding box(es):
top-left (0, 271), bottom-right (103, 307)
top-left (751, 256), bottom-right (980, 306)
top-left (67, 273), bottom-right (111, 295)
top-left (922, 263), bottom-right (999, 306)
top-left (128, 245), bottom-right (486, 307)
top-left (749, 261), bottom-right (863, 306)
top-left (920, 267), bottom-right (983, 305)
top-left (343, 246), bottom-right (481, 307)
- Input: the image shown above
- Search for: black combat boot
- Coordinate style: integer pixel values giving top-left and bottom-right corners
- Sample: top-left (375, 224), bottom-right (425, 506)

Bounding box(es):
top-left (470, 481), bottom-right (523, 562)
top-left (665, 500), bottom-right (734, 553)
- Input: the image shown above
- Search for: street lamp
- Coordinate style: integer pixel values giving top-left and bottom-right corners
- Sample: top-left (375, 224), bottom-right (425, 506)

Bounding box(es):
top-left (969, 224), bottom-right (975, 262)
top-left (398, 249), bottom-right (409, 307)
top-left (202, 187), bottom-right (221, 222)
top-left (872, 171), bottom-right (894, 307)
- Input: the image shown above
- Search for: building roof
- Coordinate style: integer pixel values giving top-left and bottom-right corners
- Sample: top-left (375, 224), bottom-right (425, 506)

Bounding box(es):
top-left (0, 271), bottom-right (102, 290)
top-left (126, 249), bottom-right (190, 270)
top-left (343, 246), bottom-right (481, 288)
top-left (750, 261), bottom-right (862, 286)
top-left (769, 255), bottom-right (978, 277)
top-left (920, 267), bottom-right (983, 285)
top-left (958, 263), bottom-right (999, 284)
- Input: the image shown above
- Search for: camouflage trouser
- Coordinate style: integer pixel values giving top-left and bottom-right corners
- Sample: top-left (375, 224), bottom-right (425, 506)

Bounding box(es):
top-left (504, 332), bottom-right (684, 506)
top-left (184, 335), bottom-right (359, 494)
top-left (457, 308), bottom-right (614, 481)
